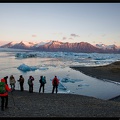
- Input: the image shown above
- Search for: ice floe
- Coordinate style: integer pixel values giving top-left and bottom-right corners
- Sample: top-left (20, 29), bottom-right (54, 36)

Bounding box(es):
top-left (60, 77), bottom-right (83, 83)
top-left (15, 51), bottom-right (120, 66)
top-left (17, 64), bottom-right (38, 72)
top-left (15, 52), bottom-right (37, 58)
top-left (17, 63), bottom-right (49, 72)
top-left (78, 83), bottom-right (89, 87)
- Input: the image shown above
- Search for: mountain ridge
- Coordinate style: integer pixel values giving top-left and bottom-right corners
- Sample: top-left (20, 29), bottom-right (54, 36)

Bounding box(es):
top-left (0, 40), bottom-right (120, 53)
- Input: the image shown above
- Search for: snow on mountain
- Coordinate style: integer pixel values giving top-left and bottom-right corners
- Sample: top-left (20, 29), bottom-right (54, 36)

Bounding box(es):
top-left (35, 40), bottom-right (53, 47)
top-left (18, 41), bottom-right (37, 47)
top-left (0, 41), bottom-right (37, 48)
top-left (95, 44), bottom-right (118, 50)
top-left (0, 40), bottom-right (120, 53)
top-left (0, 41), bottom-right (18, 48)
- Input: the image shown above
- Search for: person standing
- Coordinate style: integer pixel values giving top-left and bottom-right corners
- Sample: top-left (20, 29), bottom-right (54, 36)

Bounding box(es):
top-left (39, 76), bottom-right (46, 93)
top-left (9, 75), bottom-right (16, 90)
top-left (28, 76), bottom-right (34, 93)
top-left (18, 75), bottom-right (24, 91)
top-left (0, 77), bottom-right (11, 111)
top-left (52, 76), bottom-right (59, 94)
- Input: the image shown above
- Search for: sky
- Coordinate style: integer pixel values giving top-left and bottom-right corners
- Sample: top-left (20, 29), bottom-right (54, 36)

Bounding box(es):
top-left (0, 3), bottom-right (120, 46)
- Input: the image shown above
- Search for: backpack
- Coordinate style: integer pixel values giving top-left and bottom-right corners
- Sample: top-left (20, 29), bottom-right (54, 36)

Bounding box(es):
top-left (28, 79), bottom-right (32, 85)
top-left (40, 77), bottom-right (46, 84)
top-left (53, 79), bottom-right (58, 86)
top-left (0, 82), bottom-right (6, 94)
top-left (42, 77), bottom-right (46, 84)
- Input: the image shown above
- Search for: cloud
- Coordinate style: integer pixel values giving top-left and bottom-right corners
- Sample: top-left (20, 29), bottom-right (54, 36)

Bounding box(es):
top-left (32, 35), bottom-right (37, 37)
top-left (70, 34), bottom-right (80, 37)
top-left (62, 37), bottom-right (67, 40)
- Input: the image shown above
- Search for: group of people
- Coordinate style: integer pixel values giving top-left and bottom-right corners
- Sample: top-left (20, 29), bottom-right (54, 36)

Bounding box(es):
top-left (0, 75), bottom-right (60, 111)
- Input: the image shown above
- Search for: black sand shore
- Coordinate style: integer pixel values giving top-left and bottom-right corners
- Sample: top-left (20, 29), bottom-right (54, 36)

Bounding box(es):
top-left (70, 61), bottom-right (120, 102)
top-left (0, 90), bottom-right (120, 117)
top-left (70, 61), bottom-right (120, 83)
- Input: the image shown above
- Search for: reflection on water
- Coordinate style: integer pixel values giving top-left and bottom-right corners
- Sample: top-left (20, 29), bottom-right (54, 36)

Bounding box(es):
top-left (0, 51), bottom-right (120, 100)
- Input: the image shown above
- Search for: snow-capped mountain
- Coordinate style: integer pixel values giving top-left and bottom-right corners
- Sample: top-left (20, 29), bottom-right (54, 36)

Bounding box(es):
top-left (95, 44), bottom-right (118, 50)
top-left (0, 40), bottom-right (120, 53)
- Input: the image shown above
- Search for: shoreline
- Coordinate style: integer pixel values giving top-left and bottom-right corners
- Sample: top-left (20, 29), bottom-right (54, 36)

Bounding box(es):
top-left (70, 61), bottom-right (120, 101)
top-left (70, 61), bottom-right (120, 83)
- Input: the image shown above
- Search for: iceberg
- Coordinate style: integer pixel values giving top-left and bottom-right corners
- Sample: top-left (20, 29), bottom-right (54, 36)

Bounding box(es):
top-left (15, 51), bottom-right (120, 67)
top-left (17, 64), bottom-right (49, 72)
top-left (58, 82), bottom-right (67, 90)
top-left (61, 77), bottom-right (83, 83)
top-left (39, 67), bottom-right (49, 70)
top-left (15, 52), bottom-right (37, 58)
top-left (17, 64), bottom-right (38, 72)
top-left (78, 83), bottom-right (89, 87)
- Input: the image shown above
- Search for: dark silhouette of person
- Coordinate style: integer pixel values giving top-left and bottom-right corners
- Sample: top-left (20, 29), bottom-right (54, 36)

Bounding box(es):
top-left (18, 75), bottom-right (24, 91)
top-left (39, 76), bottom-right (46, 93)
top-left (28, 76), bottom-right (34, 93)
top-left (52, 76), bottom-right (59, 94)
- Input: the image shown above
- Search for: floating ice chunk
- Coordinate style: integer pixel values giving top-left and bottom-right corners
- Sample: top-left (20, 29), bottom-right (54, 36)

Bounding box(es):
top-left (61, 77), bottom-right (83, 83)
top-left (58, 82), bottom-right (67, 90)
top-left (61, 78), bottom-right (75, 83)
top-left (94, 57), bottom-right (106, 60)
top-left (17, 64), bottom-right (38, 72)
top-left (78, 83), bottom-right (89, 87)
top-left (15, 53), bottom-right (27, 58)
top-left (15, 52), bottom-right (37, 58)
top-left (39, 67), bottom-right (49, 70)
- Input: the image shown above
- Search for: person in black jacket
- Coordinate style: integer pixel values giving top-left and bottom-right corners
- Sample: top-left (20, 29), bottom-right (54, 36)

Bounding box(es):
top-left (18, 75), bottom-right (24, 91)
top-left (39, 76), bottom-right (46, 93)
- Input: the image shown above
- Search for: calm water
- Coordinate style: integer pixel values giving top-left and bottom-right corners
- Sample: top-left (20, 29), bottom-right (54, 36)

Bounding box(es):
top-left (0, 50), bottom-right (120, 100)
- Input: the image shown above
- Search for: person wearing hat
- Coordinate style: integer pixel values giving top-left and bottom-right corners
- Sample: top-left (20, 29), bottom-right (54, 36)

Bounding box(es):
top-left (0, 76), bottom-right (11, 111)
top-left (18, 75), bottom-right (24, 91)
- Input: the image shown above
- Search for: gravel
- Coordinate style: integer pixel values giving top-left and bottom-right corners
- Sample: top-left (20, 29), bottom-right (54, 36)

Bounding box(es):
top-left (0, 90), bottom-right (120, 117)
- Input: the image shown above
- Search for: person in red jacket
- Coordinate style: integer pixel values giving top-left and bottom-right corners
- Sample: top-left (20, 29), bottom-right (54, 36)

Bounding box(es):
top-left (52, 76), bottom-right (59, 94)
top-left (0, 76), bottom-right (11, 111)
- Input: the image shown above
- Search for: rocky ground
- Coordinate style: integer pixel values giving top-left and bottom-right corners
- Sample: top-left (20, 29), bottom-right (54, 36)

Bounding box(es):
top-left (0, 90), bottom-right (120, 117)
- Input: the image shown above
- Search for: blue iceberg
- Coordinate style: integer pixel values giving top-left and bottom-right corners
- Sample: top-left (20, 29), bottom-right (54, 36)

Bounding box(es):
top-left (15, 53), bottom-right (37, 58)
top-left (61, 77), bottom-right (83, 83)
top-left (17, 64), bottom-right (38, 72)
